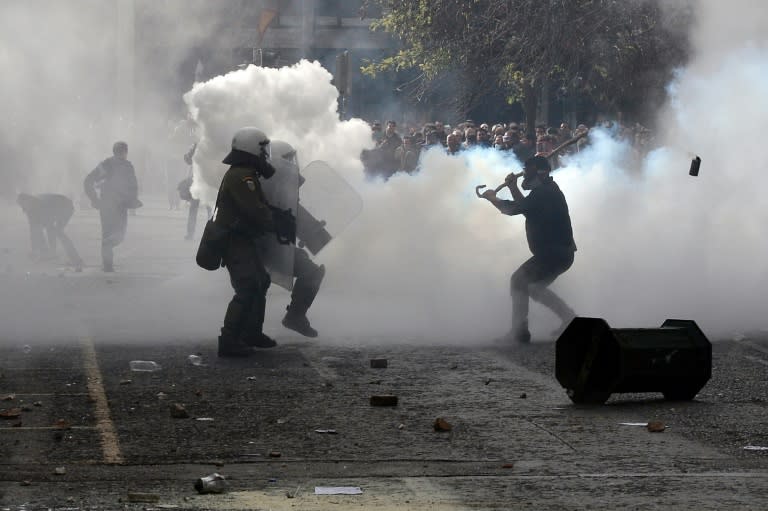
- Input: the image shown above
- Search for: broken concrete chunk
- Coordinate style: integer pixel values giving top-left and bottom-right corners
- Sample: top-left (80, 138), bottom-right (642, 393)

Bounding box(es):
top-left (433, 417), bottom-right (452, 432)
top-left (53, 467), bottom-right (66, 475)
top-left (370, 395), bottom-right (398, 407)
top-left (0, 408), bottom-right (21, 419)
top-left (170, 403), bottom-right (189, 419)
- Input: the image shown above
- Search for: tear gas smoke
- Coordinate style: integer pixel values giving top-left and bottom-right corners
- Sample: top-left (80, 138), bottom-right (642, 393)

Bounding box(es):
top-left (1, 0), bottom-right (765, 345)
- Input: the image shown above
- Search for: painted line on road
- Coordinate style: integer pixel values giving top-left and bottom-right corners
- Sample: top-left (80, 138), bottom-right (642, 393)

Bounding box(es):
top-left (80, 336), bottom-right (124, 464)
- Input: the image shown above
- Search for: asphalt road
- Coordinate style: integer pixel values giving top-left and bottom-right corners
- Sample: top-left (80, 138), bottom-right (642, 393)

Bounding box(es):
top-left (0, 198), bottom-right (766, 510)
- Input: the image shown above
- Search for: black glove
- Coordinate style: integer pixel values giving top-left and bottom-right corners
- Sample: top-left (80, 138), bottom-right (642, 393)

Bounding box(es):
top-left (270, 206), bottom-right (296, 245)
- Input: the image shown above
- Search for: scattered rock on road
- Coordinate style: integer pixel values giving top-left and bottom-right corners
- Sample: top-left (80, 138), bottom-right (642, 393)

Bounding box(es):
top-left (170, 403), bottom-right (189, 419)
top-left (433, 417), bottom-right (452, 432)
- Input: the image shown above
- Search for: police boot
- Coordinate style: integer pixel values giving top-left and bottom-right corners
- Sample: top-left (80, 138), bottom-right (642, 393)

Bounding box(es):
top-left (239, 293), bottom-right (277, 348)
top-left (217, 335), bottom-right (253, 358)
top-left (242, 332), bottom-right (277, 348)
top-left (282, 306), bottom-right (318, 338)
top-left (218, 297), bottom-right (253, 357)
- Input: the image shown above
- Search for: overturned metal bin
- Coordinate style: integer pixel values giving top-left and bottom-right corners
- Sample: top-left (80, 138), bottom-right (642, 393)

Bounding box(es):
top-left (555, 318), bottom-right (711, 404)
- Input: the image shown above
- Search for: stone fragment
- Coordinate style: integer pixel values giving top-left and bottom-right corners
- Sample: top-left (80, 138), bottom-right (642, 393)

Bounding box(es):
top-left (268, 450), bottom-right (282, 458)
top-left (433, 417), bottom-right (452, 432)
top-left (53, 467), bottom-right (66, 475)
top-left (171, 403), bottom-right (189, 419)
top-left (370, 395), bottom-right (398, 407)
top-left (170, 403), bottom-right (189, 419)
top-left (647, 420), bottom-right (666, 432)
top-left (0, 408), bottom-right (21, 419)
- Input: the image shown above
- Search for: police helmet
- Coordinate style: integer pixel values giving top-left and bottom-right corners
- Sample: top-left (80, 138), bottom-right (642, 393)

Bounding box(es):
top-left (222, 127), bottom-right (270, 164)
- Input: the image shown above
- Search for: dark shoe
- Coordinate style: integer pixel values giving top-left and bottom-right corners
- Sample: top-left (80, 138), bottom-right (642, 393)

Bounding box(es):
top-left (282, 311), bottom-right (318, 338)
top-left (242, 333), bottom-right (277, 348)
top-left (514, 329), bottom-right (531, 344)
top-left (218, 337), bottom-right (253, 357)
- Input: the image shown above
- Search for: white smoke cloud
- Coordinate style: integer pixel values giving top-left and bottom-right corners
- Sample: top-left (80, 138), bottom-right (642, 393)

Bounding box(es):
top-left (185, 7), bottom-right (768, 342)
top-left (184, 61), bottom-right (373, 205)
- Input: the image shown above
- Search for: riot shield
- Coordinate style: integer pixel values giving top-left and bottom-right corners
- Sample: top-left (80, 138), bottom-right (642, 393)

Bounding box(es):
top-left (258, 157), bottom-right (299, 290)
top-left (297, 160), bottom-right (363, 255)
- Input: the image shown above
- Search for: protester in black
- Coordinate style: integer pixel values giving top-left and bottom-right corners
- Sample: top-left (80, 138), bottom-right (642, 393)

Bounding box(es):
top-left (480, 156), bottom-right (576, 343)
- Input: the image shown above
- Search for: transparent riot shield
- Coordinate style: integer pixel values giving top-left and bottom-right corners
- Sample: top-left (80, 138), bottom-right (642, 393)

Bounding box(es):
top-left (258, 157), bottom-right (299, 290)
top-left (297, 160), bottom-right (363, 255)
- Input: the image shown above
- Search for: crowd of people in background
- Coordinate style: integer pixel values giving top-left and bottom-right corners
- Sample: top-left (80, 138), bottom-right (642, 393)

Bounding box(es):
top-left (361, 117), bottom-right (654, 180)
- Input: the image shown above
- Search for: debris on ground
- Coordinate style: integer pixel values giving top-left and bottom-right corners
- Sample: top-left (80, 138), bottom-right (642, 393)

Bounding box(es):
top-left (370, 358), bottom-right (388, 368)
top-left (54, 419), bottom-right (72, 429)
top-left (195, 417), bottom-right (214, 422)
top-left (502, 463), bottom-right (514, 469)
top-left (129, 360), bottom-right (162, 372)
top-left (156, 392), bottom-right (168, 400)
top-left (314, 429), bottom-right (338, 434)
top-left (433, 417), bottom-right (452, 432)
top-left (370, 395), bottom-right (398, 407)
top-left (646, 421), bottom-right (666, 432)
top-left (194, 473), bottom-right (228, 494)
top-left (119, 379), bottom-right (132, 385)
top-left (127, 492), bottom-right (160, 503)
top-left (170, 403), bottom-right (189, 419)
top-left (0, 394), bottom-right (14, 401)
top-left (53, 466), bottom-right (67, 475)
top-left (20, 480), bottom-right (32, 486)
top-left (743, 445), bottom-right (768, 451)
top-left (187, 354), bottom-right (204, 366)
top-left (268, 450), bottom-right (282, 458)
top-left (0, 408), bottom-right (21, 419)
top-left (315, 486), bottom-right (363, 495)
top-left (519, 392), bottom-right (527, 399)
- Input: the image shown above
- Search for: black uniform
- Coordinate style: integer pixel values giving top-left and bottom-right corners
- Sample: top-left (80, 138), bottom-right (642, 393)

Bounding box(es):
top-left (83, 155), bottom-right (140, 271)
top-left (497, 177), bottom-right (576, 341)
top-left (215, 164), bottom-right (277, 355)
top-left (17, 193), bottom-right (83, 270)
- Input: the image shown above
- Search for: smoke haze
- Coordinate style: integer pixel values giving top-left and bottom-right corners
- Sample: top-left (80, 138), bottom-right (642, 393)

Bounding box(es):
top-left (0, 0), bottom-right (766, 346)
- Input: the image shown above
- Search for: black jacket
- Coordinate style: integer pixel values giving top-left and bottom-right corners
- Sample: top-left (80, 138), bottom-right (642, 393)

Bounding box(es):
top-left (498, 178), bottom-right (575, 258)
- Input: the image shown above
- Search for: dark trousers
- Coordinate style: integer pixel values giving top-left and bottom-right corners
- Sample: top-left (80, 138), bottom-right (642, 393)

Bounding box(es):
top-left (99, 205), bottom-right (128, 268)
top-left (288, 247), bottom-right (325, 315)
top-left (511, 251), bottom-right (575, 333)
top-left (221, 235), bottom-right (271, 344)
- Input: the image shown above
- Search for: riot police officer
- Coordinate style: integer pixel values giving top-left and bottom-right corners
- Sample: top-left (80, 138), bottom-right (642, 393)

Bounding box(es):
top-left (214, 128), bottom-right (293, 357)
top-left (266, 141), bottom-right (326, 338)
top-left (83, 141), bottom-right (141, 272)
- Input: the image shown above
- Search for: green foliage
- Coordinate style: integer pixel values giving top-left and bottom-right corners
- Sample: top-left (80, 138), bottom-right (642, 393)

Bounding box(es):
top-left (364, 0), bottom-right (692, 119)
